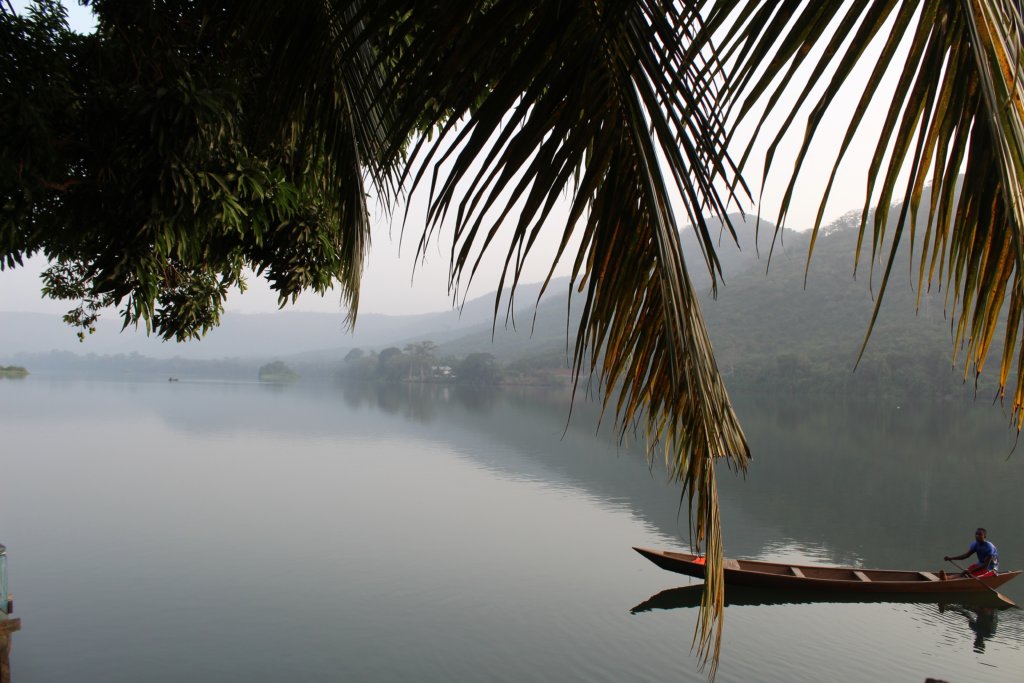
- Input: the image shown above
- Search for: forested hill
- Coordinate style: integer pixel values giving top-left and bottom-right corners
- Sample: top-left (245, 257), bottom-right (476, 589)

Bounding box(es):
top-left (0, 280), bottom-right (558, 361)
top-left (431, 214), bottom-right (770, 366)
top-left (701, 212), bottom-right (1002, 400)
top-left (1, 207), bottom-right (1012, 401)
top-left (436, 209), bottom-right (1008, 401)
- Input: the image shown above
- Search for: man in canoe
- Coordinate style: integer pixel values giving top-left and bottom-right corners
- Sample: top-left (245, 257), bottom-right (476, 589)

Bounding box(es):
top-left (945, 528), bottom-right (1000, 578)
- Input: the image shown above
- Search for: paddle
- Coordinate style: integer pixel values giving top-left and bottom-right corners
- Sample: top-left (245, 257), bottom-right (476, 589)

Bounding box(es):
top-left (945, 559), bottom-right (1017, 608)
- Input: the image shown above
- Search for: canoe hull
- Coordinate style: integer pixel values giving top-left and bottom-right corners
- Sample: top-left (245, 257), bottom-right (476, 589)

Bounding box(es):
top-left (633, 547), bottom-right (1022, 594)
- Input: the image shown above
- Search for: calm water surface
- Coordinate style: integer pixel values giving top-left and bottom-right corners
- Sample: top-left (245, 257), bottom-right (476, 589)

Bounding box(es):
top-left (1, 378), bottom-right (1022, 682)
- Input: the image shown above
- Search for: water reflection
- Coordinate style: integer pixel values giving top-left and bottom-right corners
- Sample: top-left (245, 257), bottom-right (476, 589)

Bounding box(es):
top-left (338, 381), bottom-right (501, 421)
top-left (720, 394), bottom-right (1024, 576)
top-left (940, 604), bottom-right (1000, 653)
top-left (630, 583), bottom-right (1012, 612)
top-left (33, 378), bottom-right (1015, 583)
top-left (630, 584), bottom-right (1009, 652)
top-left (3, 378), bottom-right (1024, 682)
top-left (306, 382), bottom-right (1024, 585)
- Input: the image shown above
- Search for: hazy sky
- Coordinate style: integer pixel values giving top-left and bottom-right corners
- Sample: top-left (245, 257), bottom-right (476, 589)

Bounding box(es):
top-left (1, 2), bottom-right (911, 317)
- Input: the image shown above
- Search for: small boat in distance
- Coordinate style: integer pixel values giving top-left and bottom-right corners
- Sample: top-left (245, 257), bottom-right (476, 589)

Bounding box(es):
top-left (633, 547), bottom-right (1022, 594)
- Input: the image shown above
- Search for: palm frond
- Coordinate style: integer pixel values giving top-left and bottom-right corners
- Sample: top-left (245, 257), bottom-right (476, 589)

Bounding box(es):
top-left (373, 0), bottom-right (750, 667)
top-left (236, 0), bottom-right (403, 324)
top-left (234, 0), bottom-right (763, 666)
top-left (702, 0), bottom-right (1024, 427)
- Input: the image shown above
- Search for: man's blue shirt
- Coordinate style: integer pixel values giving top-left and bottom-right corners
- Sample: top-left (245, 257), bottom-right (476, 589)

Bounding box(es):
top-left (969, 540), bottom-right (999, 570)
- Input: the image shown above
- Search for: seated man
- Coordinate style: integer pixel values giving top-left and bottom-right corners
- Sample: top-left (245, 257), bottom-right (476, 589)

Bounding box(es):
top-left (945, 528), bottom-right (1000, 578)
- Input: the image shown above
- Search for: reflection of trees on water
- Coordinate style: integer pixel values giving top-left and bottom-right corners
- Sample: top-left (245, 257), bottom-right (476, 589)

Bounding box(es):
top-left (450, 385), bottom-right (500, 414)
top-left (152, 378), bottom-right (1022, 598)
top-left (257, 381), bottom-right (290, 395)
top-left (329, 387), bottom-right (1024, 602)
top-left (720, 394), bottom-right (1024, 573)
top-left (339, 380), bottom-right (370, 409)
top-left (336, 381), bottom-right (501, 423)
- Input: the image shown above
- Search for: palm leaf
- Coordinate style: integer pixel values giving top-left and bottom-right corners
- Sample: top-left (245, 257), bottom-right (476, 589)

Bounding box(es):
top-left (367, 0), bottom-right (750, 668)
top-left (700, 0), bottom-right (1024, 427)
top-left (235, 0), bottom-right (403, 324)
top-left (236, 0), bottom-right (756, 667)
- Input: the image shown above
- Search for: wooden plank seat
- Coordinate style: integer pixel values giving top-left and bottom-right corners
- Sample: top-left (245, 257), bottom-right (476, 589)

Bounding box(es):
top-left (918, 571), bottom-right (940, 582)
top-left (723, 559), bottom-right (740, 571)
top-left (853, 570), bottom-right (871, 582)
top-left (789, 566), bottom-right (805, 578)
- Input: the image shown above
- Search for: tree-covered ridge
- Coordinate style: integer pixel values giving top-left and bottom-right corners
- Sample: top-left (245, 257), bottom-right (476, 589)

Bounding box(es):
top-left (425, 211), bottom-right (1006, 402)
top-left (339, 343), bottom-right (565, 387)
top-left (0, 365), bottom-right (28, 378)
top-left (702, 212), bottom-right (1004, 401)
top-left (1, 210), bottom-right (1001, 399)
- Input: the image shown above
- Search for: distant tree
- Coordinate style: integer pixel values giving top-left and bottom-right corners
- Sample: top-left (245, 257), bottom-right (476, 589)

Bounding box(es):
top-left (377, 347), bottom-right (402, 364)
top-left (337, 348), bottom-right (376, 381)
top-left (417, 341), bottom-right (438, 357)
top-left (403, 340), bottom-right (437, 381)
top-left (456, 353), bottom-right (501, 385)
top-left (258, 360), bottom-right (297, 383)
top-left (0, 365), bottom-right (29, 378)
top-left (376, 346), bottom-right (407, 382)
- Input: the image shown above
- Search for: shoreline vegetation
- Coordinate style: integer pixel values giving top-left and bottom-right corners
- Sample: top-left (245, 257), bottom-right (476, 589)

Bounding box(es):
top-left (1, 222), bottom-right (1013, 400)
top-left (336, 344), bottom-right (572, 388)
top-left (0, 348), bottom-right (1005, 416)
top-left (257, 360), bottom-right (299, 383)
top-left (0, 366), bottom-right (28, 378)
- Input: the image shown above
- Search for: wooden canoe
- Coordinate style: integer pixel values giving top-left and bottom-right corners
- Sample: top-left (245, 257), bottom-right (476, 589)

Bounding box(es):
top-left (633, 547), bottom-right (1022, 594)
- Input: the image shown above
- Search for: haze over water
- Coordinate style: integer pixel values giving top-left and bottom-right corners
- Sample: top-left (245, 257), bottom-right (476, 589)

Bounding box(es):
top-left (1, 377), bottom-right (1022, 682)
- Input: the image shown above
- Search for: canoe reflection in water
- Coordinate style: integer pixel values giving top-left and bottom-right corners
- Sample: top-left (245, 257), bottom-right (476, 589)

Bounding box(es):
top-left (630, 584), bottom-right (1008, 652)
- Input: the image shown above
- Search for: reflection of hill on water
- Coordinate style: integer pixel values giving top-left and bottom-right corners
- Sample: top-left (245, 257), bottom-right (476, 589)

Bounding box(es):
top-left (325, 383), bottom-right (1024, 599)
top-left (721, 393), bottom-right (1024, 578)
top-left (41, 377), bottom-right (1021, 599)
top-left (381, 386), bottom-right (1023, 583)
top-left (297, 382), bottom-right (1024, 590)
top-left (339, 381), bottom-right (504, 422)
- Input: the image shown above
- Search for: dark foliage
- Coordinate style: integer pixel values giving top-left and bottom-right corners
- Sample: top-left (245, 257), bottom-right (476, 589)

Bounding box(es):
top-left (2, 1), bottom-right (388, 340)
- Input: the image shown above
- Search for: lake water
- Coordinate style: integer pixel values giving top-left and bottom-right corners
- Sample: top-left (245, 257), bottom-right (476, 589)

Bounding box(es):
top-left (1, 377), bottom-right (1022, 682)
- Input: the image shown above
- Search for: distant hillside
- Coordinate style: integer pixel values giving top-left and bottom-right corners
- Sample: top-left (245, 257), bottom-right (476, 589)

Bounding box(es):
top-left (0, 280), bottom-right (561, 362)
top-left (0, 212), bottom-right (757, 368)
top-left (423, 208), bottom-right (1004, 400)
top-left (2, 205), bottom-right (1005, 400)
top-left (702, 215), bottom-right (986, 399)
top-left (432, 214), bottom-right (775, 365)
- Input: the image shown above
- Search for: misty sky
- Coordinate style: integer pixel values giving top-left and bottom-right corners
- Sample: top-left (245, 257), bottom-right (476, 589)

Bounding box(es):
top-left (2, 1), bottom-right (913, 318)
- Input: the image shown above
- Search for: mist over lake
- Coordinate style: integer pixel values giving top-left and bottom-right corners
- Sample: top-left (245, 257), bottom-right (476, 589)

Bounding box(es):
top-left (2, 203), bottom-right (1023, 683)
top-left (1, 377), bottom-right (1021, 682)
top-left (7, 3), bottom-right (1024, 681)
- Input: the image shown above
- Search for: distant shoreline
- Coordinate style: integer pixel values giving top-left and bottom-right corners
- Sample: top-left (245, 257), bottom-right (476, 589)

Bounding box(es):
top-left (0, 366), bottom-right (29, 378)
